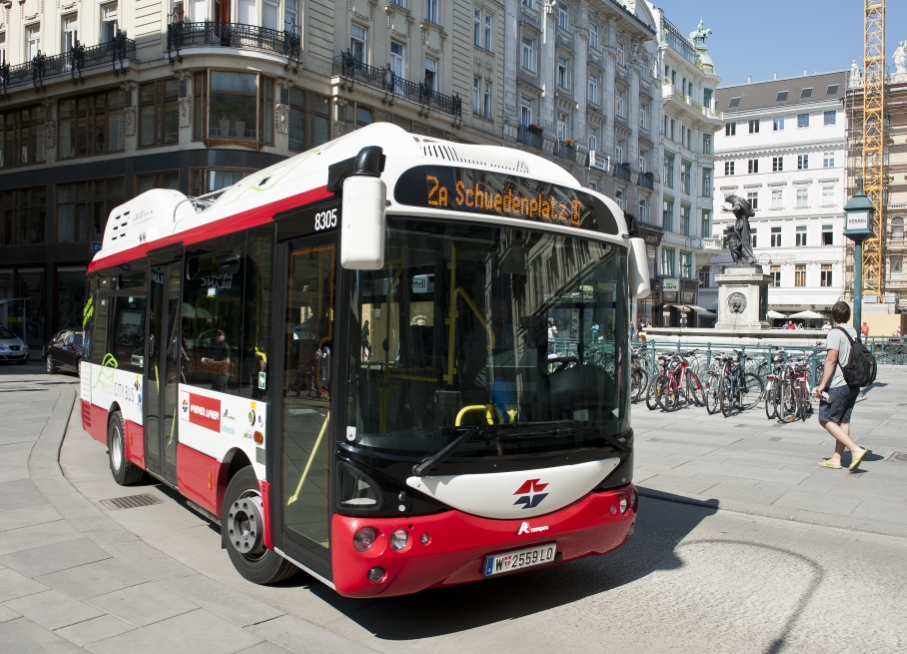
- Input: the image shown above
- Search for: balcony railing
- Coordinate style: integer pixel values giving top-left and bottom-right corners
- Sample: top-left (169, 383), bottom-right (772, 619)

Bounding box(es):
top-left (613, 163), bottom-right (632, 181)
top-left (518, 125), bottom-right (544, 149)
top-left (334, 52), bottom-right (462, 120)
top-left (554, 141), bottom-right (576, 160)
top-left (639, 172), bottom-right (655, 189)
top-left (167, 21), bottom-right (301, 68)
top-left (0, 35), bottom-right (135, 96)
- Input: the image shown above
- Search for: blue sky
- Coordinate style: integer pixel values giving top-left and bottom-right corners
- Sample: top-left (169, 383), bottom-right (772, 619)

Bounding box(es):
top-left (652, 0), bottom-right (907, 87)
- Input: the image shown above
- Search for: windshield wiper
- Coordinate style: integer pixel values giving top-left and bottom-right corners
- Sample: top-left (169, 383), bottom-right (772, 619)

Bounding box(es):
top-left (412, 427), bottom-right (479, 476)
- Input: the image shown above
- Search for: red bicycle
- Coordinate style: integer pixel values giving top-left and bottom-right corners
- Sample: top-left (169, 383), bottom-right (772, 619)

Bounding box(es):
top-left (650, 350), bottom-right (706, 412)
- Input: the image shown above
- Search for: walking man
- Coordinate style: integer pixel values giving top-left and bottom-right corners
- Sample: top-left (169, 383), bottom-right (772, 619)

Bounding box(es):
top-left (861, 320), bottom-right (870, 344)
top-left (813, 301), bottom-right (869, 471)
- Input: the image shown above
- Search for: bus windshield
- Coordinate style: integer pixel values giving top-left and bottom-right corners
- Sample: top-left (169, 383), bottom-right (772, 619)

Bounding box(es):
top-left (345, 217), bottom-right (630, 461)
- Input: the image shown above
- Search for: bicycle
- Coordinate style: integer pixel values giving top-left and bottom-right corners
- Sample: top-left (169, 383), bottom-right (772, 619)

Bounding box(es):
top-left (630, 346), bottom-right (649, 403)
top-left (652, 350), bottom-right (706, 412)
top-left (719, 350), bottom-right (764, 417)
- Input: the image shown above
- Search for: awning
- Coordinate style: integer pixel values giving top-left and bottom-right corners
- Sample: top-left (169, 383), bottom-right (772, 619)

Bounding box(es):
top-left (671, 303), bottom-right (712, 313)
top-left (766, 310), bottom-right (788, 319)
top-left (788, 310), bottom-right (826, 320)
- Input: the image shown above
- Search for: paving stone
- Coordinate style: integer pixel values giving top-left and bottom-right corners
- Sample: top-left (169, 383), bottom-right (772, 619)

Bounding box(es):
top-left (247, 614), bottom-right (379, 654)
top-left (36, 558), bottom-right (148, 600)
top-left (0, 503), bottom-right (63, 532)
top-left (236, 642), bottom-right (296, 654)
top-left (0, 489), bottom-right (51, 513)
top-left (54, 615), bottom-right (136, 647)
top-left (0, 536), bottom-right (110, 577)
top-left (87, 608), bottom-right (264, 654)
top-left (0, 605), bottom-right (20, 623)
top-left (772, 490), bottom-right (862, 517)
top-left (4, 589), bottom-right (105, 630)
top-left (160, 575), bottom-right (284, 628)
top-left (0, 616), bottom-right (85, 653)
top-left (87, 582), bottom-right (199, 627)
top-left (638, 473), bottom-right (722, 496)
top-left (0, 479), bottom-right (38, 496)
top-left (101, 539), bottom-right (196, 581)
top-left (0, 567), bottom-right (51, 602)
top-left (0, 519), bottom-right (84, 557)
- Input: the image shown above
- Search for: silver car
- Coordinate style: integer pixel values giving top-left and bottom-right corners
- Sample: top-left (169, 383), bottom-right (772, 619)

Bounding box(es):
top-left (0, 326), bottom-right (29, 364)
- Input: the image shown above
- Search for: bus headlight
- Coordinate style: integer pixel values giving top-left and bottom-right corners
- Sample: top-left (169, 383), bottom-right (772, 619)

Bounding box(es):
top-left (390, 529), bottom-right (408, 551)
top-left (353, 526), bottom-right (377, 552)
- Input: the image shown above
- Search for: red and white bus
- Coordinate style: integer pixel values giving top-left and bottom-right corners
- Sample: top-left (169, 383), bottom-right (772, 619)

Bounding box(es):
top-left (79, 123), bottom-right (651, 598)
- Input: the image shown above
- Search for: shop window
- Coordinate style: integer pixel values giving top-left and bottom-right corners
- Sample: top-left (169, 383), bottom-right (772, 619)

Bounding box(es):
top-left (0, 187), bottom-right (46, 245)
top-left (136, 171), bottom-right (180, 195)
top-left (139, 79), bottom-right (179, 147)
top-left (58, 89), bottom-right (126, 159)
top-left (0, 105), bottom-right (46, 168)
top-left (209, 71), bottom-right (256, 139)
top-left (57, 268), bottom-right (86, 330)
top-left (19, 269), bottom-right (46, 348)
top-left (288, 88), bottom-right (330, 151)
top-left (56, 178), bottom-right (126, 244)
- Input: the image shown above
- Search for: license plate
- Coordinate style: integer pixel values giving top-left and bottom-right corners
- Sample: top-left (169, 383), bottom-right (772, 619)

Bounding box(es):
top-left (484, 542), bottom-right (557, 577)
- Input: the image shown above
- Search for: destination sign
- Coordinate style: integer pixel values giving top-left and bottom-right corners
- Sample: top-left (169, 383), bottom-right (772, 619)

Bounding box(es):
top-left (394, 166), bottom-right (618, 235)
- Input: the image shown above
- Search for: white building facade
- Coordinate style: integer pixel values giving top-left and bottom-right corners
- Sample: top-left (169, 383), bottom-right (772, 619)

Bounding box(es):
top-left (706, 72), bottom-right (848, 320)
top-left (643, 7), bottom-right (723, 327)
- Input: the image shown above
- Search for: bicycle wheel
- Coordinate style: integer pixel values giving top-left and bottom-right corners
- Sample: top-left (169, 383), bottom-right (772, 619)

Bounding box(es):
top-left (645, 374), bottom-right (664, 411)
top-left (739, 373), bottom-right (764, 410)
top-left (798, 383), bottom-right (814, 421)
top-left (765, 380), bottom-right (777, 419)
top-left (657, 375), bottom-right (681, 412)
top-left (777, 380), bottom-right (798, 423)
top-left (687, 372), bottom-right (706, 407)
top-left (720, 372), bottom-right (736, 418)
top-left (705, 372), bottom-right (721, 414)
top-left (631, 369), bottom-right (648, 403)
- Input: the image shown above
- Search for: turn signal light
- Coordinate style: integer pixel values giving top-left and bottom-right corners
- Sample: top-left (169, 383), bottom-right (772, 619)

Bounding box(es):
top-left (254, 431), bottom-right (264, 444)
top-left (353, 526), bottom-right (377, 552)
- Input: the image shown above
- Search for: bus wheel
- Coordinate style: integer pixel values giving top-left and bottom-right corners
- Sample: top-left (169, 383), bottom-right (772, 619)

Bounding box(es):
top-left (223, 467), bottom-right (297, 585)
top-left (108, 411), bottom-right (144, 485)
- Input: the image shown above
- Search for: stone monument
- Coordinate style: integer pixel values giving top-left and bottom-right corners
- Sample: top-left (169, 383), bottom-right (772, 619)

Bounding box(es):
top-left (715, 195), bottom-right (772, 330)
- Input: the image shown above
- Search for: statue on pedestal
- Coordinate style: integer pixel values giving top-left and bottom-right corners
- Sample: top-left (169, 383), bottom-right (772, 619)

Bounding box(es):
top-left (722, 194), bottom-right (759, 266)
top-left (895, 41), bottom-right (907, 75)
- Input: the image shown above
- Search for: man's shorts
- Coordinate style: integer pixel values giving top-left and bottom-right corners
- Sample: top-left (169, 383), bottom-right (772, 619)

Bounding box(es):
top-left (819, 385), bottom-right (860, 423)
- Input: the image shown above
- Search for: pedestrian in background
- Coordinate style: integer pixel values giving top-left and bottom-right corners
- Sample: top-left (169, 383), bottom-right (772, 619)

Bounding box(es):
top-left (861, 321), bottom-right (870, 344)
top-left (814, 301), bottom-right (869, 471)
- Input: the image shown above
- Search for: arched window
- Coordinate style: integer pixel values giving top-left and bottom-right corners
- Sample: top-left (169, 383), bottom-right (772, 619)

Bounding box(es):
top-left (892, 217), bottom-right (904, 240)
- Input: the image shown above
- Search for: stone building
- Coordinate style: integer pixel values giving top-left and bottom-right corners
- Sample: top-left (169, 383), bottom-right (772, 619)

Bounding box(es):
top-left (0, 0), bottom-right (498, 348)
top-left (845, 43), bottom-right (907, 315)
top-left (707, 71), bottom-right (848, 322)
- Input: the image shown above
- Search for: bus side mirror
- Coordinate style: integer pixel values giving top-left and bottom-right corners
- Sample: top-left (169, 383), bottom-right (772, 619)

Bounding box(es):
top-left (340, 147), bottom-right (387, 270)
top-left (628, 237), bottom-right (651, 299)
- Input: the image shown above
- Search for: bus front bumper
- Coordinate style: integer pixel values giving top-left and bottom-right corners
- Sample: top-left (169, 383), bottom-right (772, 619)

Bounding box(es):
top-left (331, 484), bottom-right (637, 598)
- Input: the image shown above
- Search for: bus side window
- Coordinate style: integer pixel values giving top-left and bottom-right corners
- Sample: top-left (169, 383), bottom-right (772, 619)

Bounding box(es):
top-left (242, 228), bottom-right (274, 399)
top-left (91, 289), bottom-right (111, 365)
top-left (110, 295), bottom-right (147, 371)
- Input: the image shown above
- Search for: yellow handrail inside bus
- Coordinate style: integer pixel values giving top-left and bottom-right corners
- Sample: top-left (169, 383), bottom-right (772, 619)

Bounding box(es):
top-left (455, 404), bottom-right (495, 426)
top-left (444, 246), bottom-right (495, 385)
top-left (287, 410), bottom-right (330, 505)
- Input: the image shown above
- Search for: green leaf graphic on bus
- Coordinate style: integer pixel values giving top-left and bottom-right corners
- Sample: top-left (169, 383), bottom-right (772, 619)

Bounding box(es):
top-left (82, 296), bottom-right (94, 328)
top-left (93, 353), bottom-right (119, 392)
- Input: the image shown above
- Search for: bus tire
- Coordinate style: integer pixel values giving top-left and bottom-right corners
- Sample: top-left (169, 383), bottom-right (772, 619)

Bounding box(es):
top-left (223, 467), bottom-right (298, 585)
top-left (108, 411), bottom-right (144, 486)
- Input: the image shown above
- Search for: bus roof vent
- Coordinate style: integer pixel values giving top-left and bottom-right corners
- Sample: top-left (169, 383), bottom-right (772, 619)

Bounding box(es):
top-left (101, 189), bottom-right (194, 253)
top-left (421, 143), bottom-right (530, 174)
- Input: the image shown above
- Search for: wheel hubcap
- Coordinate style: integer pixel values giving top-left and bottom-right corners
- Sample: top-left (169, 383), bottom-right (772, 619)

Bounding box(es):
top-left (111, 426), bottom-right (122, 471)
top-left (228, 491), bottom-right (265, 559)
top-left (46, 356), bottom-right (52, 372)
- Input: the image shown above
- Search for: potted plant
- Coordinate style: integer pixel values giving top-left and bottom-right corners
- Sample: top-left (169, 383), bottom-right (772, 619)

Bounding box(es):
top-left (563, 138), bottom-right (576, 149)
top-left (527, 123), bottom-right (543, 134)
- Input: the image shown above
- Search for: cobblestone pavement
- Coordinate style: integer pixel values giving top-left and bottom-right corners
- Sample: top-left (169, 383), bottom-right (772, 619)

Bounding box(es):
top-left (2, 362), bottom-right (906, 653)
top-left (633, 365), bottom-right (907, 537)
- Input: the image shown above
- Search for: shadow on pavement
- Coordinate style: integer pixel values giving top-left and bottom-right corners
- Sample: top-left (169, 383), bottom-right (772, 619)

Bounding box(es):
top-left (281, 493), bottom-right (716, 640)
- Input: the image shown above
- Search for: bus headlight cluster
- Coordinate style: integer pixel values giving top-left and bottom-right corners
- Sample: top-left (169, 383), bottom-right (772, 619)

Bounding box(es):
top-left (353, 526), bottom-right (377, 552)
top-left (390, 529), bottom-right (408, 551)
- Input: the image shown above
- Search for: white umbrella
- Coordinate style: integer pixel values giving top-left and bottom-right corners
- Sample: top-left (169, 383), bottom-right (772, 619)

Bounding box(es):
top-left (766, 310), bottom-right (788, 319)
top-left (788, 310), bottom-right (825, 320)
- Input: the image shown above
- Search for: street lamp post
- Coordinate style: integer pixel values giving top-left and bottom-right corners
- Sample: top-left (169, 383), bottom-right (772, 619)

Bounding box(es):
top-left (843, 176), bottom-right (876, 331)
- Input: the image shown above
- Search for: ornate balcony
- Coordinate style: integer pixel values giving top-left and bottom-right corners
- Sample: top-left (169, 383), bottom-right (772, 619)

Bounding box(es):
top-left (0, 35), bottom-right (135, 97)
top-left (613, 162), bottom-right (632, 182)
top-left (167, 21), bottom-right (301, 69)
top-left (334, 52), bottom-right (462, 120)
top-left (639, 172), bottom-right (655, 189)
top-left (554, 141), bottom-right (576, 161)
top-left (517, 125), bottom-right (544, 149)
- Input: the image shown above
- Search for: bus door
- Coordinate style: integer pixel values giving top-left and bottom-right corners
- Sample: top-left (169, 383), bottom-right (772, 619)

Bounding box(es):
top-left (270, 230), bottom-right (337, 579)
top-left (144, 262), bottom-right (181, 486)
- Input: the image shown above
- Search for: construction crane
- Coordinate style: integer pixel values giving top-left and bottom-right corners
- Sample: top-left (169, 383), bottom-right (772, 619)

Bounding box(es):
top-left (861, 0), bottom-right (886, 301)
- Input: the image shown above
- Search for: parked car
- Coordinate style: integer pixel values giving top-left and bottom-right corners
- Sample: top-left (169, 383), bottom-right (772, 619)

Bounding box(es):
top-left (0, 326), bottom-right (29, 365)
top-left (43, 330), bottom-right (83, 374)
